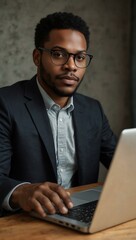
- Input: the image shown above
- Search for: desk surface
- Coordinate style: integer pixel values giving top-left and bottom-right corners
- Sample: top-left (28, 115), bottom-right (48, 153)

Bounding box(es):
top-left (0, 183), bottom-right (136, 240)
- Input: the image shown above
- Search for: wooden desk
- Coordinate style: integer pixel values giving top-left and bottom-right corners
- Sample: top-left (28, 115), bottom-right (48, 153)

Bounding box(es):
top-left (0, 184), bottom-right (136, 240)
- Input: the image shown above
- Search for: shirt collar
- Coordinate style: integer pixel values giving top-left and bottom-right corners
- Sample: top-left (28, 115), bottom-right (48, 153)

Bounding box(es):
top-left (36, 78), bottom-right (74, 114)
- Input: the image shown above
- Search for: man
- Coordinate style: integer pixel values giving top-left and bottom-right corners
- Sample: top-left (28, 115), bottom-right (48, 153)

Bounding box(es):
top-left (0, 12), bottom-right (116, 217)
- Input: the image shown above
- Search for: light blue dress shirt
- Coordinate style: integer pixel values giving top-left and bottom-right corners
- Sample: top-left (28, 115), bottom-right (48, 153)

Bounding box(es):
top-left (37, 79), bottom-right (77, 189)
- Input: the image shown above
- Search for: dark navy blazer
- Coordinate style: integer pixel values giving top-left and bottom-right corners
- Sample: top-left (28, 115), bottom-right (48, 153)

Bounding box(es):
top-left (0, 76), bottom-right (117, 207)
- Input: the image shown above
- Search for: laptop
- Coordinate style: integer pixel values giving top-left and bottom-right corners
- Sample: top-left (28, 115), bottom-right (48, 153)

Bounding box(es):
top-left (31, 128), bottom-right (136, 233)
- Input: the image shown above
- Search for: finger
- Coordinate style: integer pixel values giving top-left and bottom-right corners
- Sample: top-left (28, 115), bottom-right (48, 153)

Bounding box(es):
top-left (44, 185), bottom-right (73, 214)
top-left (36, 194), bottom-right (56, 214)
top-left (66, 191), bottom-right (71, 196)
top-left (39, 189), bottom-right (67, 214)
top-left (28, 198), bottom-right (47, 217)
top-left (51, 184), bottom-right (73, 209)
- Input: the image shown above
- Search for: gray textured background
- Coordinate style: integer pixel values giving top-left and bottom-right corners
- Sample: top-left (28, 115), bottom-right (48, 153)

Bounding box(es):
top-left (0, 0), bottom-right (133, 180)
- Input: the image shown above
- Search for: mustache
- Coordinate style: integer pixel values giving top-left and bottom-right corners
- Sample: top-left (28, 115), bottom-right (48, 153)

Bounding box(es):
top-left (56, 73), bottom-right (79, 81)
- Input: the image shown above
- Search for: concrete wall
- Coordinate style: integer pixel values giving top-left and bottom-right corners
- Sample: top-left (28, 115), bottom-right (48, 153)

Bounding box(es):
top-left (0, 0), bottom-right (132, 180)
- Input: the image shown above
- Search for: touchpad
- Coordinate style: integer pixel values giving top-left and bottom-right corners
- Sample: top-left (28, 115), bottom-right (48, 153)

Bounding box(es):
top-left (71, 187), bottom-right (102, 206)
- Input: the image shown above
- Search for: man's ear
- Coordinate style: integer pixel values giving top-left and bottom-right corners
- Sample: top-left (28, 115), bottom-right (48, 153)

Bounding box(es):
top-left (33, 49), bottom-right (41, 66)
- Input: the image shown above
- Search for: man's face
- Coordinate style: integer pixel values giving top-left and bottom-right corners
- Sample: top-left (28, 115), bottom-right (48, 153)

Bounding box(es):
top-left (33, 29), bottom-right (87, 101)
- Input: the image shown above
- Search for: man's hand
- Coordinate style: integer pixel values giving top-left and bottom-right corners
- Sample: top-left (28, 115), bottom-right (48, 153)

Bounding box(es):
top-left (10, 182), bottom-right (73, 217)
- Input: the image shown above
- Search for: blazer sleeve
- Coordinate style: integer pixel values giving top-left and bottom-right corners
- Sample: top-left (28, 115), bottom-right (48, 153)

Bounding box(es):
top-left (0, 94), bottom-right (23, 207)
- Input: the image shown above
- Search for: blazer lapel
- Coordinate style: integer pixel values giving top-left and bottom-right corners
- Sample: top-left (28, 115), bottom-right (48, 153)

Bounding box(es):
top-left (24, 77), bottom-right (57, 178)
top-left (73, 94), bottom-right (93, 184)
top-left (73, 95), bottom-right (86, 159)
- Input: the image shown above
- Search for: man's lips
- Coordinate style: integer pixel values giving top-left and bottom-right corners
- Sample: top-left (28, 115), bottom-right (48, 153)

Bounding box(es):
top-left (56, 74), bottom-right (79, 84)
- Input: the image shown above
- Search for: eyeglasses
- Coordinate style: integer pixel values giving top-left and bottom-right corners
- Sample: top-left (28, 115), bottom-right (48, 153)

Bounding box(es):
top-left (38, 47), bottom-right (93, 68)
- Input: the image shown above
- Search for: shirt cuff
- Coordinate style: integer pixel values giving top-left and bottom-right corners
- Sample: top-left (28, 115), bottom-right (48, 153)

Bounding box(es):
top-left (2, 182), bottom-right (31, 211)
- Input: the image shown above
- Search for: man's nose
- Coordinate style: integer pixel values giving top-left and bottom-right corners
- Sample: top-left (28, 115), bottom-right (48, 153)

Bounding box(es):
top-left (63, 55), bottom-right (77, 71)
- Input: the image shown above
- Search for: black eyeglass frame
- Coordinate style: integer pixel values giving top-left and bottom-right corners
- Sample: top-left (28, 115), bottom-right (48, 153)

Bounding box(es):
top-left (38, 47), bottom-right (93, 68)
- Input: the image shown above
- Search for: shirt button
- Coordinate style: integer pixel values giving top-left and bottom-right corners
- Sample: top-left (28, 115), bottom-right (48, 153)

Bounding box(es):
top-left (60, 148), bottom-right (63, 152)
top-left (59, 118), bottom-right (63, 122)
top-left (60, 168), bottom-right (63, 173)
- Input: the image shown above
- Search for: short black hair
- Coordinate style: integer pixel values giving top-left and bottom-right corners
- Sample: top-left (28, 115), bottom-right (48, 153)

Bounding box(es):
top-left (34, 12), bottom-right (90, 49)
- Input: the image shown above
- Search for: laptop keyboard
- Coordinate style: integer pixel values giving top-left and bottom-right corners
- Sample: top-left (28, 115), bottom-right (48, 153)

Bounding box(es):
top-left (58, 200), bottom-right (98, 223)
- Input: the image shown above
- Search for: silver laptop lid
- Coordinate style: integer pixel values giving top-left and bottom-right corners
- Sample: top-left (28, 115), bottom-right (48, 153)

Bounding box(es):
top-left (90, 128), bottom-right (136, 233)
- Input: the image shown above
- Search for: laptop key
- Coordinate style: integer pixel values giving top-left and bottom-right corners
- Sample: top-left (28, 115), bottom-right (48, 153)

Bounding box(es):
top-left (58, 200), bottom-right (98, 223)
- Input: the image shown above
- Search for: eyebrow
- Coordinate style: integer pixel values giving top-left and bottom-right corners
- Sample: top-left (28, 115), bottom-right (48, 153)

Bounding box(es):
top-left (51, 46), bottom-right (87, 53)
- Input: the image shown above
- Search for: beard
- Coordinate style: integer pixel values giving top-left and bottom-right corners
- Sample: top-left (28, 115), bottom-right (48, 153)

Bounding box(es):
top-left (39, 60), bottom-right (84, 97)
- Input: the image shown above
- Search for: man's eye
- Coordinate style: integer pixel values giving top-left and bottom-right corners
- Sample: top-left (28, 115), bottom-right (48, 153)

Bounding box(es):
top-left (52, 51), bottom-right (65, 58)
top-left (76, 54), bottom-right (86, 61)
